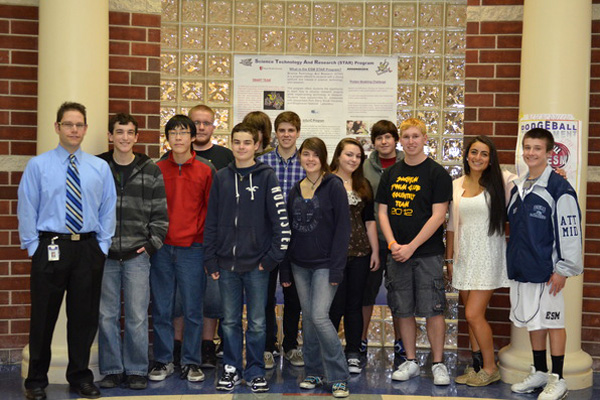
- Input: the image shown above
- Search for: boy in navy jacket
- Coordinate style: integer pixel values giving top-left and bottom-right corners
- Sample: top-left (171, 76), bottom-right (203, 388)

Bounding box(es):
top-left (204, 123), bottom-right (291, 393)
top-left (507, 128), bottom-right (582, 400)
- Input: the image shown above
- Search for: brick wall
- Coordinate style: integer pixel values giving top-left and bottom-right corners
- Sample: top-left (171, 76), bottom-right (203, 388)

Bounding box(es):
top-left (465, 0), bottom-right (600, 370)
top-left (0, 4), bottom-right (161, 363)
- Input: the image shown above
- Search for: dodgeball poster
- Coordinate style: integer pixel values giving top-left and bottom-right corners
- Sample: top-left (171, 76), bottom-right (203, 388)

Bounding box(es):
top-left (516, 115), bottom-right (582, 194)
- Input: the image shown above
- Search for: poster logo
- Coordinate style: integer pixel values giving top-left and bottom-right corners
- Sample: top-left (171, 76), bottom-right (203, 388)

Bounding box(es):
top-left (549, 142), bottom-right (569, 169)
top-left (376, 60), bottom-right (392, 75)
top-left (240, 58), bottom-right (253, 66)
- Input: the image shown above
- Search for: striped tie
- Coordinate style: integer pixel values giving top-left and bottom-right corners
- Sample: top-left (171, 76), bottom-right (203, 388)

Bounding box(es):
top-left (66, 154), bottom-right (83, 233)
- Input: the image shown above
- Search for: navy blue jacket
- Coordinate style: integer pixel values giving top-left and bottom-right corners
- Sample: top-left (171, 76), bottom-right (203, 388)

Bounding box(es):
top-left (204, 161), bottom-right (290, 274)
top-left (506, 166), bottom-right (583, 283)
top-left (280, 174), bottom-right (351, 284)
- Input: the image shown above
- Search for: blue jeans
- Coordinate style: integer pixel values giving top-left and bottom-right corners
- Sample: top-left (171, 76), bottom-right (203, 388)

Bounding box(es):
top-left (150, 243), bottom-right (206, 365)
top-left (203, 277), bottom-right (223, 319)
top-left (292, 264), bottom-right (349, 384)
top-left (98, 253), bottom-right (151, 376)
top-left (218, 268), bottom-right (269, 381)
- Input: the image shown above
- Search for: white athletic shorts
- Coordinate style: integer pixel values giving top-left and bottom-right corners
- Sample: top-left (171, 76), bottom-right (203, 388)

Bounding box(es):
top-left (509, 280), bottom-right (565, 331)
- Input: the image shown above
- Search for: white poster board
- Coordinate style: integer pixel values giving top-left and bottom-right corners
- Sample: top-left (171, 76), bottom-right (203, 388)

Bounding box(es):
top-left (516, 115), bottom-right (582, 193)
top-left (233, 55), bottom-right (398, 155)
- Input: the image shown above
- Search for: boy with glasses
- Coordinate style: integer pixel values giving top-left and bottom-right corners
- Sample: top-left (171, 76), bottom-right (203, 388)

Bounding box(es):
top-left (149, 115), bottom-right (214, 383)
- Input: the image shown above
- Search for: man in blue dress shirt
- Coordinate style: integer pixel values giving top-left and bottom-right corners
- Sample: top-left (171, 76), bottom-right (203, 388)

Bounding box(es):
top-left (18, 102), bottom-right (117, 400)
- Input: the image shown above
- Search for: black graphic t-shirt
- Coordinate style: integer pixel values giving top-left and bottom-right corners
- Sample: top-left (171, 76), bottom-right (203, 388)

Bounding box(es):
top-left (375, 157), bottom-right (452, 257)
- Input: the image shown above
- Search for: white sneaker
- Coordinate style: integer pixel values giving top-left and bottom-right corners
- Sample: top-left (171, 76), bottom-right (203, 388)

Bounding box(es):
top-left (392, 359), bottom-right (420, 381)
top-left (216, 364), bottom-right (241, 391)
top-left (148, 362), bottom-right (174, 381)
top-left (538, 373), bottom-right (568, 400)
top-left (511, 365), bottom-right (549, 393)
top-left (264, 352), bottom-right (275, 370)
top-left (432, 363), bottom-right (450, 385)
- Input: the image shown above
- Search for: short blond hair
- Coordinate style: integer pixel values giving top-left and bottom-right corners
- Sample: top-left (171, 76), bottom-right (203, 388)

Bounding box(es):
top-left (399, 118), bottom-right (427, 136)
top-left (188, 104), bottom-right (215, 119)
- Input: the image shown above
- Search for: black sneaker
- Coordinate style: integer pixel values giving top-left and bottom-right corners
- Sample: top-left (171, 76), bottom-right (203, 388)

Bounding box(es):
top-left (99, 373), bottom-right (124, 388)
top-left (126, 375), bottom-right (147, 390)
top-left (393, 339), bottom-right (407, 368)
top-left (201, 340), bottom-right (217, 368)
top-left (247, 376), bottom-right (269, 393)
top-left (216, 364), bottom-right (241, 391)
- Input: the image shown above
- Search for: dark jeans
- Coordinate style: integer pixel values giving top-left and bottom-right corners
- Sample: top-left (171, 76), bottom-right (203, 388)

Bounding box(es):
top-left (329, 255), bottom-right (370, 355)
top-left (25, 236), bottom-right (105, 389)
top-left (265, 265), bottom-right (302, 353)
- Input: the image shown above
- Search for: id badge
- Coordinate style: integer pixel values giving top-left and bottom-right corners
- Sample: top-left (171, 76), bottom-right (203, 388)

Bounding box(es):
top-left (48, 236), bottom-right (60, 261)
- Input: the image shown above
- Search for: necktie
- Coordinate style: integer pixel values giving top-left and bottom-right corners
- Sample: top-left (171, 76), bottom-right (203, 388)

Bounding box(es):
top-left (66, 154), bottom-right (83, 233)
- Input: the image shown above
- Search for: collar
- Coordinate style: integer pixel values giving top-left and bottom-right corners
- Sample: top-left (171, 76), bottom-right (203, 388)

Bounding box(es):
top-left (168, 149), bottom-right (196, 165)
top-left (275, 146), bottom-right (298, 163)
top-left (56, 144), bottom-right (83, 164)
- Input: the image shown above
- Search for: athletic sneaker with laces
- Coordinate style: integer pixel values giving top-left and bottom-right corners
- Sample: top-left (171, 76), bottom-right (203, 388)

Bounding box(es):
top-left (299, 375), bottom-right (323, 389)
top-left (148, 362), bottom-right (174, 381)
top-left (247, 377), bottom-right (269, 393)
top-left (432, 363), bottom-right (450, 385)
top-left (538, 373), bottom-right (568, 400)
top-left (332, 382), bottom-right (349, 398)
top-left (216, 364), bottom-right (241, 391)
top-left (284, 348), bottom-right (305, 367)
top-left (347, 358), bottom-right (362, 374)
top-left (466, 368), bottom-right (501, 387)
top-left (180, 364), bottom-right (205, 382)
top-left (392, 359), bottom-right (420, 381)
top-left (264, 351), bottom-right (275, 369)
top-left (455, 366), bottom-right (476, 384)
top-left (511, 366), bottom-right (549, 394)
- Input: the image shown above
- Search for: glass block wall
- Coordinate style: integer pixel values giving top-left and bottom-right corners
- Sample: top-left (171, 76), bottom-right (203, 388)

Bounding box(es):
top-left (160, 0), bottom-right (465, 349)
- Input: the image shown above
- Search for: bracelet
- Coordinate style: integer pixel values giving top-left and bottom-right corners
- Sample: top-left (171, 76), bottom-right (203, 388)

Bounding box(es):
top-left (388, 240), bottom-right (397, 250)
top-left (444, 259), bottom-right (454, 264)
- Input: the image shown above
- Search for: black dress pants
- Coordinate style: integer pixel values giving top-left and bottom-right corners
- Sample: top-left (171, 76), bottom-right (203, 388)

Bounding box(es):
top-left (265, 265), bottom-right (302, 353)
top-left (24, 236), bottom-right (105, 389)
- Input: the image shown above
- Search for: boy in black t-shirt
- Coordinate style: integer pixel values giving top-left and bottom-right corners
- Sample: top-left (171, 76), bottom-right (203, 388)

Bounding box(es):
top-left (375, 118), bottom-right (452, 386)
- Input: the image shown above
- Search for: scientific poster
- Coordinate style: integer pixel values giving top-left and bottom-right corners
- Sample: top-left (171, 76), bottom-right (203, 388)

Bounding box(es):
top-left (233, 55), bottom-right (398, 154)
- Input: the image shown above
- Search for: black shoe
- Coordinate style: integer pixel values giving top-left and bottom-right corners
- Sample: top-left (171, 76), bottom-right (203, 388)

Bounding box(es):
top-left (201, 340), bottom-right (217, 368)
top-left (126, 375), bottom-right (147, 390)
top-left (24, 387), bottom-right (46, 400)
top-left (99, 373), bottom-right (123, 388)
top-left (70, 382), bottom-right (101, 399)
top-left (173, 339), bottom-right (182, 367)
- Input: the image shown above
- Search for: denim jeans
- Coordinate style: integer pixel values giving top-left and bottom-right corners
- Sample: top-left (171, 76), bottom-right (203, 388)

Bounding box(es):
top-left (218, 267), bottom-right (269, 381)
top-left (150, 243), bottom-right (206, 365)
top-left (98, 253), bottom-right (151, 376)
top-left (203, 277), bottom-right (223, 319)
top-left (292, 264), bottom-right (349, 384)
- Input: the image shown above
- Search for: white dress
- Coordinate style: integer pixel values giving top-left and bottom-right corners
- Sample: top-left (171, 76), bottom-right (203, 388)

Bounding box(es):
top-left (452, 191), bottom-right (509, 290)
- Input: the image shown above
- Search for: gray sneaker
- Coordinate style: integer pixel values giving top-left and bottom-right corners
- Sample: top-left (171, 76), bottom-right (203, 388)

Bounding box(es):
top-left (284, 348), bottom-right (304, 367)
top-left (180, 364), bottom-right (205, 382)
top-left (148, 362), bottom-right (174, 381)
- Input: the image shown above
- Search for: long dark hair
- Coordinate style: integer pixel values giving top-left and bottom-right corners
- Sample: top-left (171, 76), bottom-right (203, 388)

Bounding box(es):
top-left (463, 135), bottom-right (506, 236)
top-left (330, 138), bottom-right (372, 202)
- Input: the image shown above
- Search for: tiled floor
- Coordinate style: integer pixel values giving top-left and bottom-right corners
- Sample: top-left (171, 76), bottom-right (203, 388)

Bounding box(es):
top-left (2, 349), bottom-right (598, 399)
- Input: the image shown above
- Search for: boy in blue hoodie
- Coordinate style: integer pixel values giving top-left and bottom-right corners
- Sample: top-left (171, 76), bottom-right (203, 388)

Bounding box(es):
top-left (204, 123), bottom-right (291, 393)
top-left (507, 128), bottom-right (582, 400)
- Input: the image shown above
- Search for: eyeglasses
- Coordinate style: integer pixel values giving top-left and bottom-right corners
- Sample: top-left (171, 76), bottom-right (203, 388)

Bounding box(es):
top-left (194, 121), bottom-right (214, 127)
top-left (59, 122), bottom-right (87, 130)
top-left (168, 131), bottom-right (191, 137)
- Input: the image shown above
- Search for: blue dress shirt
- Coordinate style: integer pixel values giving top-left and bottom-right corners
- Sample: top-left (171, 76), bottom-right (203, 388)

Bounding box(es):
top-left (18, 145), bottom-right (117, 256)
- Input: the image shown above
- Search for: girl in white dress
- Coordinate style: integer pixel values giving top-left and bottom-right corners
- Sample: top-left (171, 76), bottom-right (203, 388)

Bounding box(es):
top-left (446, 136), bottom-right (515, 387)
